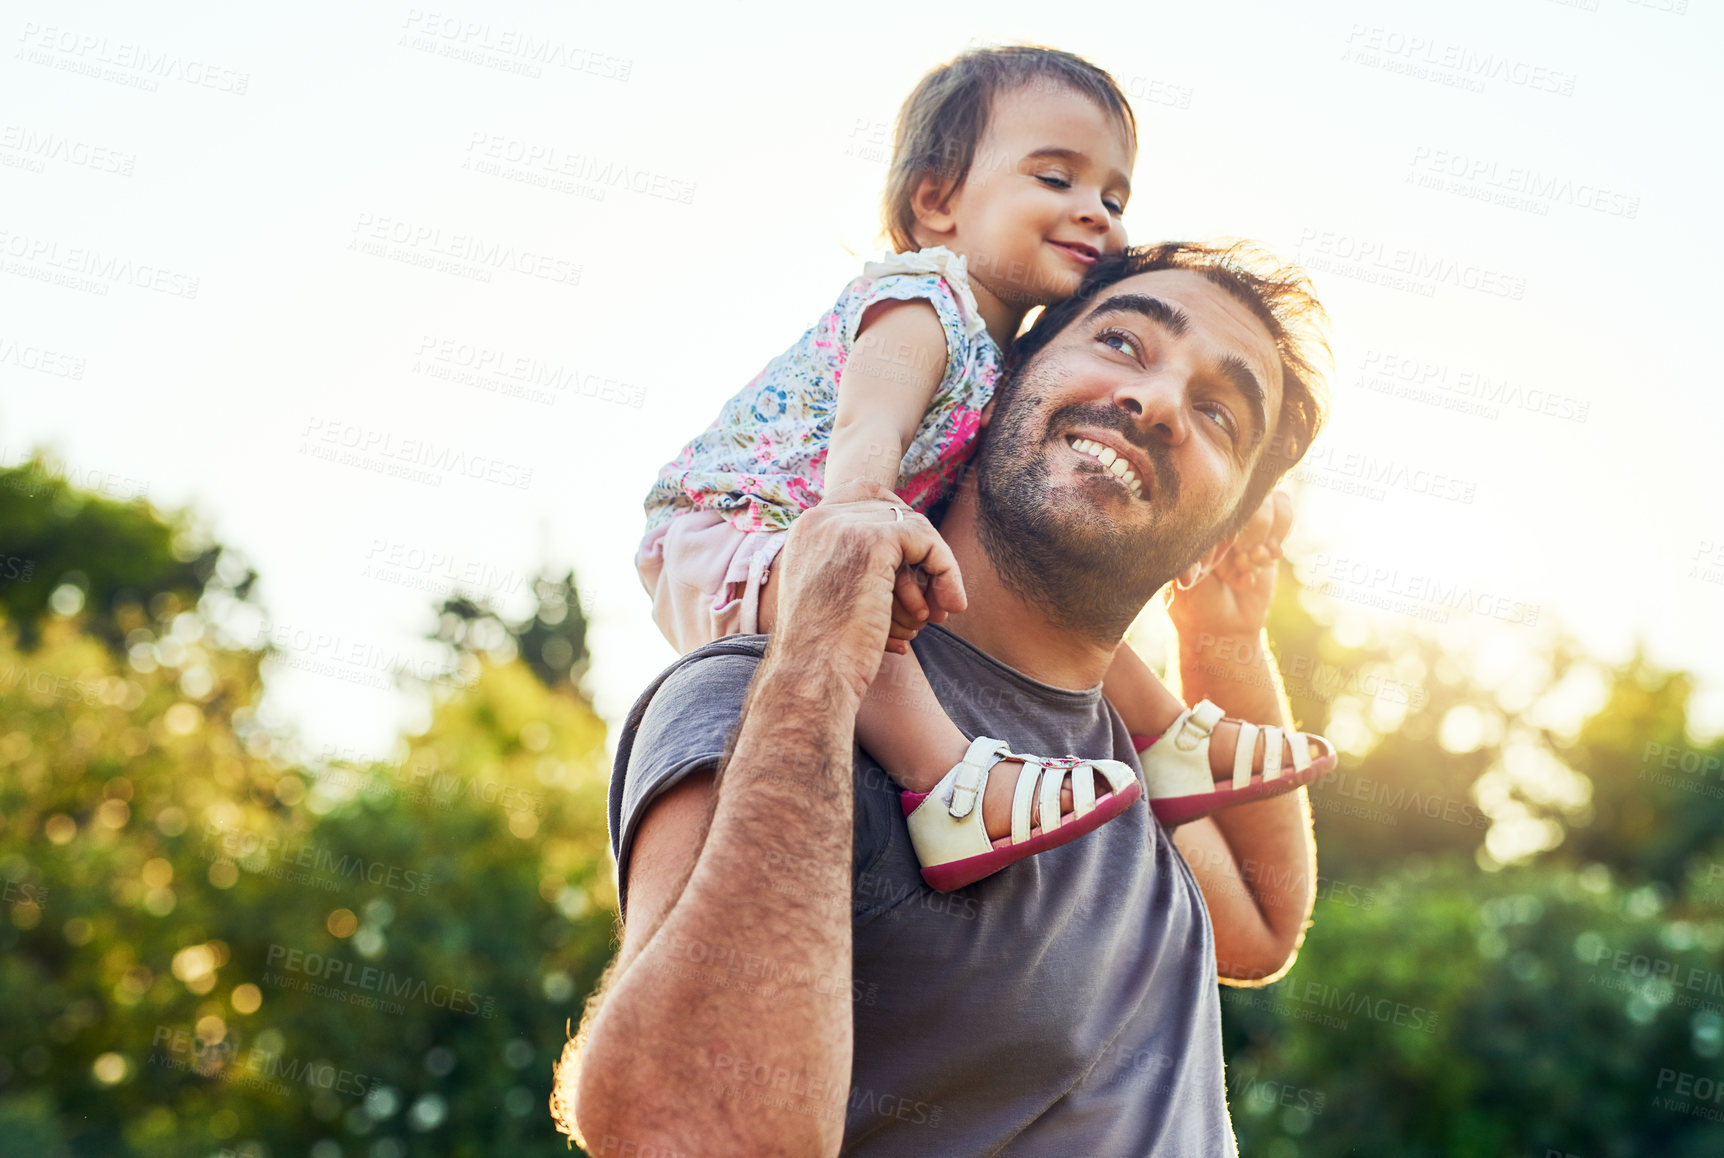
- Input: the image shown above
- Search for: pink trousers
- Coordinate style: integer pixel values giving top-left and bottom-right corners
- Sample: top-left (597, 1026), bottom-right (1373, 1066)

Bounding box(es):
top-left (635, 511), bottom-right (789, 653)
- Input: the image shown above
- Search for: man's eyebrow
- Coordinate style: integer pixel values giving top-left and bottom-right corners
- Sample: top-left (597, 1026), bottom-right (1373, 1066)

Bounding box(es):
top-left (1022, 146), bottom-right (1131, 198)
top-left (1085, 293), bottom-right (1188, 336)
top-left (1217, 353), bottom-right (1269, 452)
top-left (1085, 294), bottom-right (1269, 450)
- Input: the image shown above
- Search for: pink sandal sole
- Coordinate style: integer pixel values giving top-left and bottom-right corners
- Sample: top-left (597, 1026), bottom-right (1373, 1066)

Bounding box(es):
top-left (900, 780), bottom-right (1143, 892)
top-left (1133, 733), bottom-right (1334, 827)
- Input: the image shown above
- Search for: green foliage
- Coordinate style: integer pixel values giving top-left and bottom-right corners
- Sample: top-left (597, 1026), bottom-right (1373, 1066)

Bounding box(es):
top-left (0, 472), bottom-right (617, 1157)
top-left (428, 571), bottom-right (590, 694)
top-left (1223, 859), bottom-right (1724, 1158)
top-left (0, 451), bottom-right (253, 657)
top-left (8, 457), bottom-right (1724, 1155)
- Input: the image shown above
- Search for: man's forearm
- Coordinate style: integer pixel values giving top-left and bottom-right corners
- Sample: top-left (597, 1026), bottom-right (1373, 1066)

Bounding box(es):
top-left (1175, 628), bottom-right (1317, 981)
top-left (579, 655), bottom-right (859, 1156)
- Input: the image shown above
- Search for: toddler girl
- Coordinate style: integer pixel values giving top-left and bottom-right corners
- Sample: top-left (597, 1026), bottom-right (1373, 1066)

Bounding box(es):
top-left (638, 46), bottom-right (1333, 891)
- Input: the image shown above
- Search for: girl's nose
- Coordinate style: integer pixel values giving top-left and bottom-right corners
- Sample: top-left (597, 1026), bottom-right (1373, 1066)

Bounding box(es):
top-left (1072, 191), bottom-right (1112, 233)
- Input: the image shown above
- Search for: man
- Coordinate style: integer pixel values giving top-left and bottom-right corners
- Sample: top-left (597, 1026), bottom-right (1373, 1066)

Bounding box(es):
top-left (558, 240), bottom-right (1331, 1155)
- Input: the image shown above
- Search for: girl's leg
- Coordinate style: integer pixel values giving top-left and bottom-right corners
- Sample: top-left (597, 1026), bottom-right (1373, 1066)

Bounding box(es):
top-left (765, 566), bottom-right (1105, 841)
top-left (858, 650), bottom-right (1099, 842)
top-left (1103, 644), bottom-right (1321, 776)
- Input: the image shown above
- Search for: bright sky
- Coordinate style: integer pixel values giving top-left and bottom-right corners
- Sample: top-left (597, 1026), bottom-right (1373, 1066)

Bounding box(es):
top-left (4, 0), bottom-right (1721, 762)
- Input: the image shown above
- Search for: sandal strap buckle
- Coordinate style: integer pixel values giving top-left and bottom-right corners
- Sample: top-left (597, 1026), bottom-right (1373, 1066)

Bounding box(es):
top-left (1175, 700), bottom-right (1225, 751)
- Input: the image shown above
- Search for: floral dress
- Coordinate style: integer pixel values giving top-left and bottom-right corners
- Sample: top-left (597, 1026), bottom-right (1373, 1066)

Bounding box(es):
top-left (643, 247), bottom-right (1004, 535)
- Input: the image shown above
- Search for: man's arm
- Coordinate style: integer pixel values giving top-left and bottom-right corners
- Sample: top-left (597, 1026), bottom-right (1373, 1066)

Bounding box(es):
top-left (1165, 492), bottom-right (1317, 986)
top-left (560, 484), bottom-right (965, 1156)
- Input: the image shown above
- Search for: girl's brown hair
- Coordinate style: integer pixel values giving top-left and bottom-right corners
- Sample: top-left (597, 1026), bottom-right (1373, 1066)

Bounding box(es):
top-left (883, 46), bottom-right (1137, 253)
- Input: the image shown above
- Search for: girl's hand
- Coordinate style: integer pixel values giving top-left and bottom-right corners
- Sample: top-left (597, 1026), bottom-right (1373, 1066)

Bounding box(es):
top-left (814, 484), bottom-right (962, 656)
top-left (1166, 490), bottom-right (1292, 643)
top-left (772, 480), bottom-right (966, 700)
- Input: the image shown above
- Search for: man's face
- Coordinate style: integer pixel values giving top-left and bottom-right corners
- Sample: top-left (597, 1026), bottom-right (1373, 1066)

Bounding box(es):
top-left (974, 268), bottom-right (1285, 638)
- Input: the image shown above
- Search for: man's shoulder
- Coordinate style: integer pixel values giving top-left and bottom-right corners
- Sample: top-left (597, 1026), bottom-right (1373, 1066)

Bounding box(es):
top-left (620, 637), bottom-right (768, 762)
top-left (608, 636), bottom-right (772, 911)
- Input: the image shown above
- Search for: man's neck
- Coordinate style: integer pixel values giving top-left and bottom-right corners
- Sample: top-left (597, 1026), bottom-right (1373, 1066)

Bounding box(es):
top-left (934, 479), bottom-right (1123, 690)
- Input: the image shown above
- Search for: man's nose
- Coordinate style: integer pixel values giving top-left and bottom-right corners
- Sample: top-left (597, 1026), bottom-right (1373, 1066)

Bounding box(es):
top-left (1112, 369), bottom-right (1192, 446)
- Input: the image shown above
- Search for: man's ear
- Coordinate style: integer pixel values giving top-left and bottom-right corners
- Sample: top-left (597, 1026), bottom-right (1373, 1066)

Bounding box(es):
top-left (1175, 534), bottom-right (1239, 591)
top-left (910, 173), bottom-right (959, 241)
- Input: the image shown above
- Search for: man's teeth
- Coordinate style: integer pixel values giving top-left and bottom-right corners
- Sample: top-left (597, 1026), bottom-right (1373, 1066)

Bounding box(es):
top-left (1069, 437), bottom-right (1143, 498)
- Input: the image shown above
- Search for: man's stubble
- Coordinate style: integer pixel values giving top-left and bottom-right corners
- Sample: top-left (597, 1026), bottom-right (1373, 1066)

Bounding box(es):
top-left (973, 357), bottom-right (1235, 644)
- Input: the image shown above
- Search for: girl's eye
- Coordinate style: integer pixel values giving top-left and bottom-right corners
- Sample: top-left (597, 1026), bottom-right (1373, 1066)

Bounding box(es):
top-left (1098, 329), bottom-right (1140, 361)
top-left (1036, 174), bottom-right (1072, 189)
top-left (1104, 197), bottom-right (1125, 215)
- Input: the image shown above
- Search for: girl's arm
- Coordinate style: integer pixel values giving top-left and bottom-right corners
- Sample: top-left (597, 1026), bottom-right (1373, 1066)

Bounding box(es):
top-left (823, 299), bottom-right (949, 496)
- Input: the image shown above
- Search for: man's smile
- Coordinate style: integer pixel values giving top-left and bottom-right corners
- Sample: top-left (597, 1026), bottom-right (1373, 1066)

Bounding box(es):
top-left (1066, 434), bottom-right (1144, 499)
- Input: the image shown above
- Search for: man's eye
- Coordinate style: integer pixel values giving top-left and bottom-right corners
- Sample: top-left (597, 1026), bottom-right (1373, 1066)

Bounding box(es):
top-left (1036, 174), bottom-right (1072, 189)
top-left (1198, 403), bottom-right (1237, 441)
top-left (1097, 329), bottom-right (1139, 360)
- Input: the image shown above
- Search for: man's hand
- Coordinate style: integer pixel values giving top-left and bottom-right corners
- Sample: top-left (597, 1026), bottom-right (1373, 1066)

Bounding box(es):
top-left (1166, 490), bottom-right (1292, 643)
top-left (786, 481), bottom-right (966, 696)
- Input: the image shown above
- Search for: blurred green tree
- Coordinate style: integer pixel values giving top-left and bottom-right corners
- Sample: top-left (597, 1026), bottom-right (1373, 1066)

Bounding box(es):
top-left (0, 462), bottom-right (617, 1157)
top-left (0, 451), bottom-right (254, 657)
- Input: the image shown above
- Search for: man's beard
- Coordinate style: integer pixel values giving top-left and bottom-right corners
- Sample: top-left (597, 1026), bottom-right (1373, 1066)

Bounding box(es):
top-left (974, 364), bottom-right (1234, 643)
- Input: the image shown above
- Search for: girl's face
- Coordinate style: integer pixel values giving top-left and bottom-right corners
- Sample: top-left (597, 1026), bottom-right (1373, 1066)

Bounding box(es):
top-left (922, 84), bottom-right (1135, 311)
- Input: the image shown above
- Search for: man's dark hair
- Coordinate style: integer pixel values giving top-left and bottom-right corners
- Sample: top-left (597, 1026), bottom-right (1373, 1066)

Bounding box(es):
top-left (1011, 240), bottom-right (1332, 537)
top-left (883, 46), bottom-right (1137, 253)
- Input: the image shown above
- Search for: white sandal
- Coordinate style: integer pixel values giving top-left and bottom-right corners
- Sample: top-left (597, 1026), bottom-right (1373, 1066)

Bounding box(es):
top-left (1136, 700), bottom-right (1335, 828)
top-left (901, 736), bottom-right (1142, 892)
